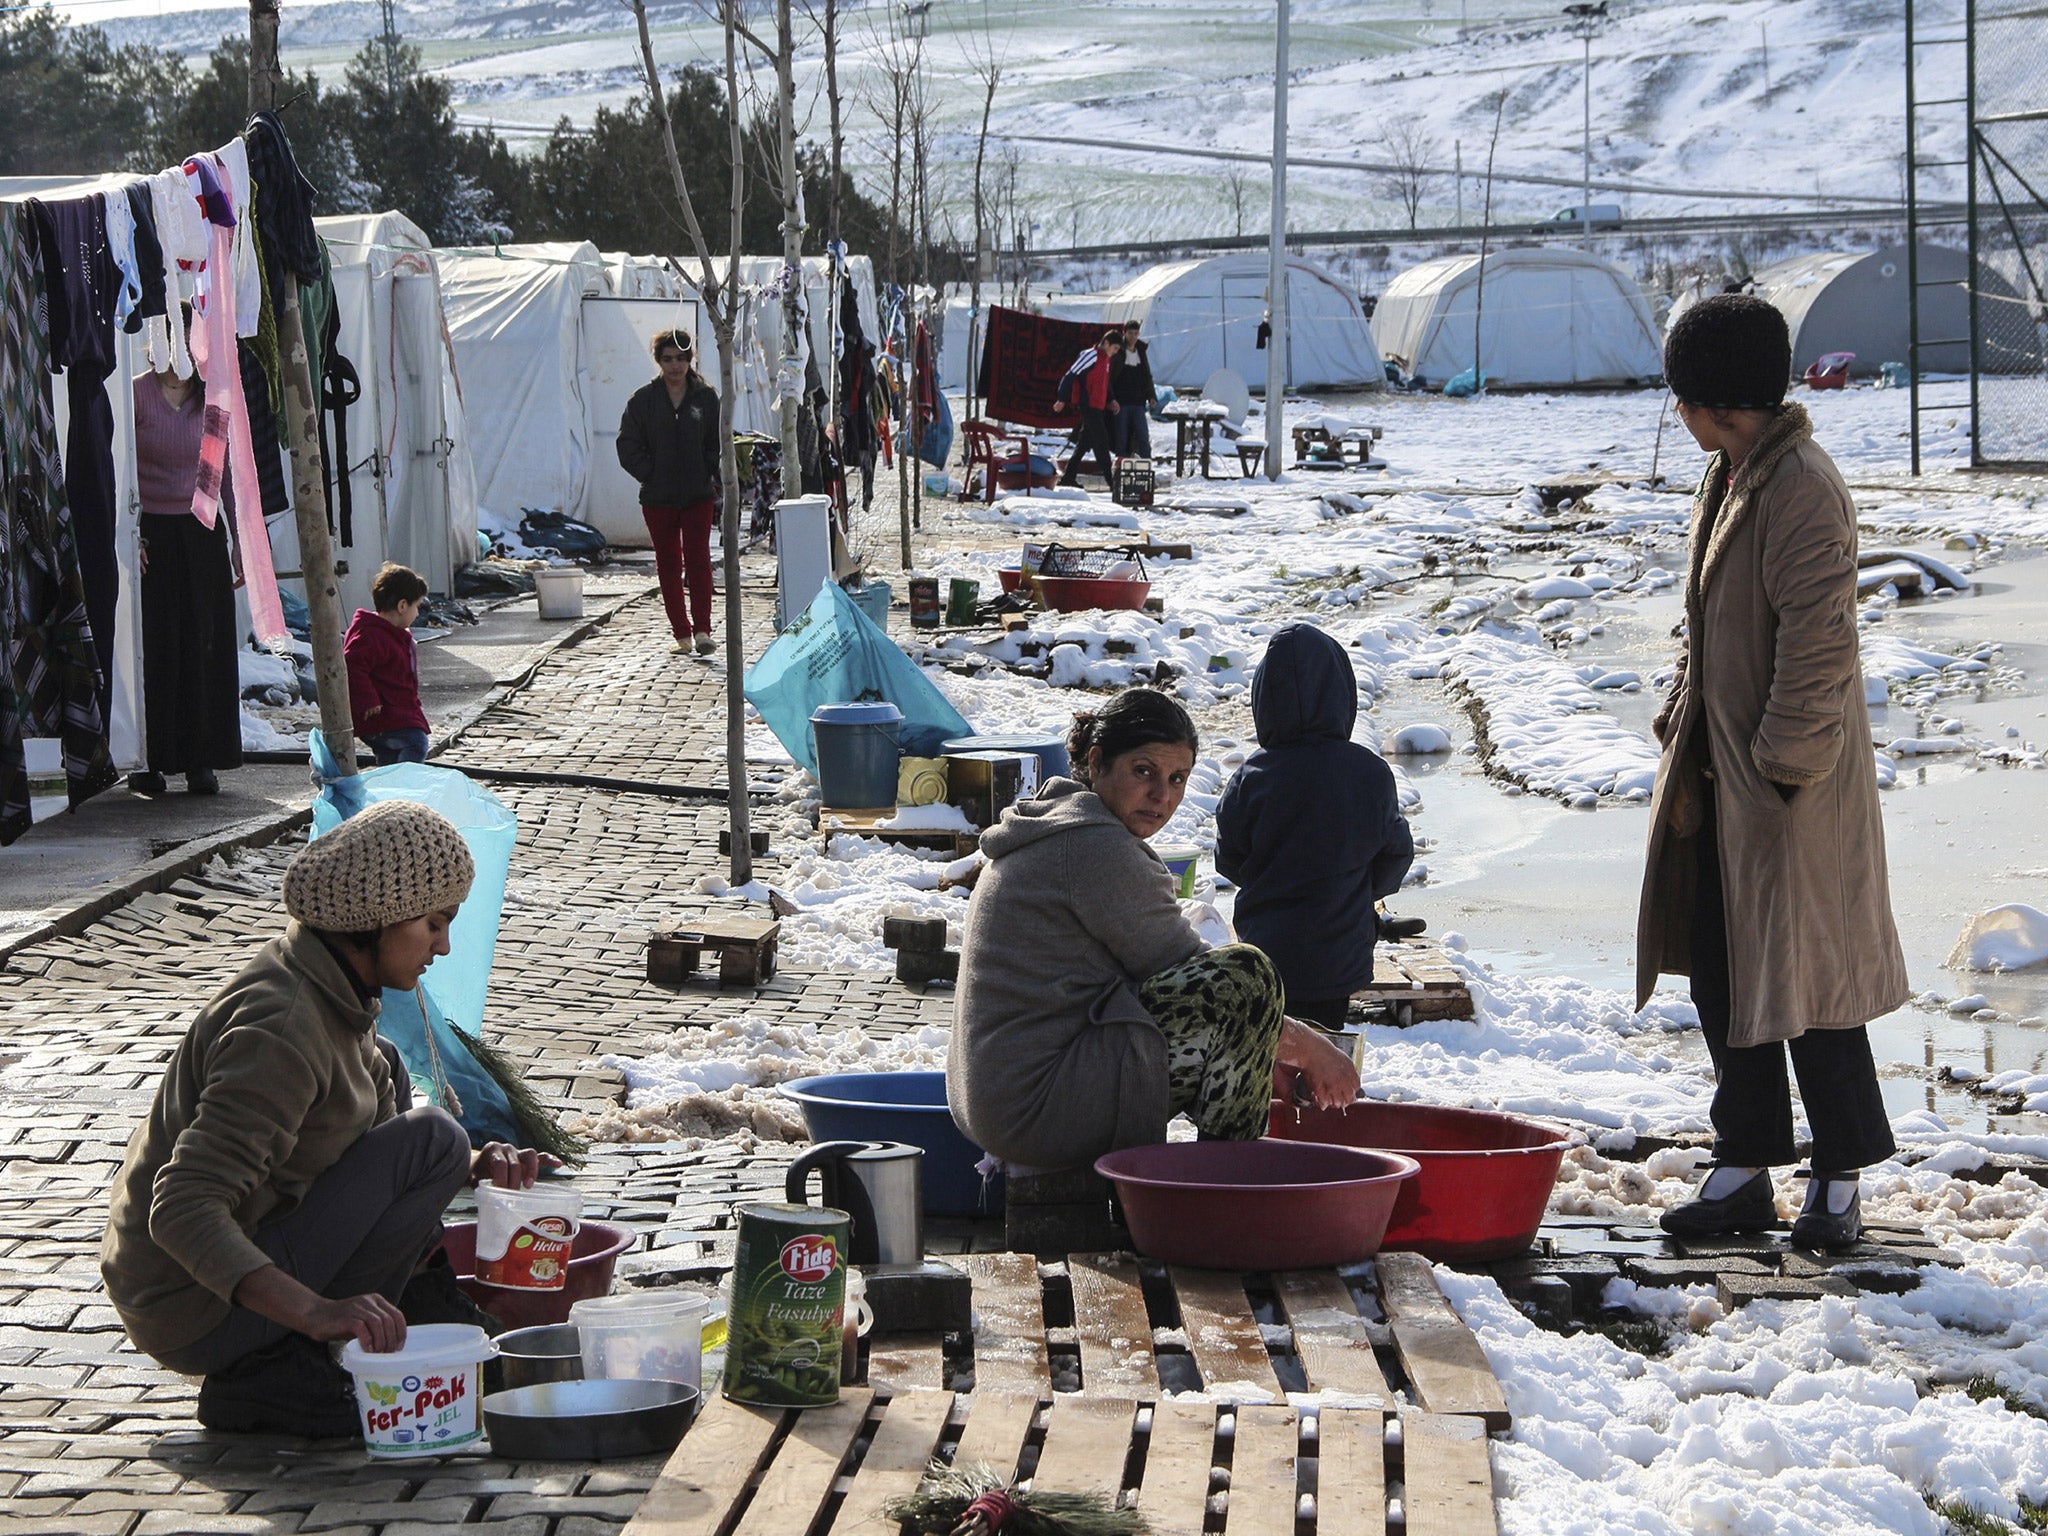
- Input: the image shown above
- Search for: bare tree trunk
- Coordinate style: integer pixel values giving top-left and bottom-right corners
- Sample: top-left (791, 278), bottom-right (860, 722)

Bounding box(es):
top-left (631, 0), bottom-right (752, 882)
top-left (775, 0), bottom-right (802, 484)
top-left (250, 0), bottom-right (355, 774)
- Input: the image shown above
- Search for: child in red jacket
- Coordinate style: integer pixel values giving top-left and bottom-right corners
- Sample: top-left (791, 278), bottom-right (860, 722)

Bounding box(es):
top-left (344, 564), bottom-right (431, 764)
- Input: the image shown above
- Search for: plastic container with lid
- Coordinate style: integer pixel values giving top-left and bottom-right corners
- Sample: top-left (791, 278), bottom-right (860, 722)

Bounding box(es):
top-left (570, 1291), bottom-right (710, 1389)
top-left (475, 1183), bottom-right (582, 1292)
top-left (810, 702), bottom-right (904, 809)
top-left (340, 1323), bottom-right (499, 1458)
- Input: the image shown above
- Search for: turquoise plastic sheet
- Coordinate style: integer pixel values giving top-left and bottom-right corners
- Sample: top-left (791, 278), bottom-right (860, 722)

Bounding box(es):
top-left (743, 581), bottom-right (971, 775)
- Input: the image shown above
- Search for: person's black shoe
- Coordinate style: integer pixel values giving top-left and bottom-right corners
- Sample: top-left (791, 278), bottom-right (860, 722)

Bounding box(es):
top-left (127, 771), bottom-right (168, 797)
top-left (1380, 914), bottom-right (1428, 941)
top-left (1658, 1167), bottom-right (1778, 1237)
top-left (186, 767), bottom-right (219, 795)
top-left (1790, 1174), bottom-right (1863, 1250)
top-left (196, 1334), bottom-right (361, 1439)
top-left (400, 1248), bottom-right (505, 1336)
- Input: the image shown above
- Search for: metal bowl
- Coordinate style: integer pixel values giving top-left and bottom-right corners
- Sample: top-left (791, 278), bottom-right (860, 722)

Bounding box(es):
top-left (485, 1324), bottom-right (584, 1395)
top-left (482, 1378), bottom-right (700, 1461)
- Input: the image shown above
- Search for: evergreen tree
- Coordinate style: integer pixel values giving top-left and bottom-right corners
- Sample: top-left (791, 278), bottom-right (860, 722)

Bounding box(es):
top-left (342, 36), bottom-right (506, 245)
top-left (0, 5), bottom-right (184, 176)
top-left (166, 39), bottom-right (374, 215)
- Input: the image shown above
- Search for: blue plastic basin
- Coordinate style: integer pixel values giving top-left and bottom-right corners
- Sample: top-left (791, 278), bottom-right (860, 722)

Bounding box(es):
top-left (779, 1070), bottom-right (1003, 1216)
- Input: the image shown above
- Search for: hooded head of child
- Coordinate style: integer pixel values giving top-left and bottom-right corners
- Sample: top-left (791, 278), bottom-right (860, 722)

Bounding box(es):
top-left (1251, 624), bottom-right (1358, 747)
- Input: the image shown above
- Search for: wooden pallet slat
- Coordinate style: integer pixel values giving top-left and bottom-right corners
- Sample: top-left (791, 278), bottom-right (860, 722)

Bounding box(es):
top-left (1315, 1407), bottom-right (1388, 1536)
top-left (1274, 1270), bottom-right (1392, 1403)
top-left (1401, 1412), bottom-right (1498, 1536)
top-left (961, 1252), bottom-right (1051, 1393)
top-left (624, 1393), bottom-right (786, 1536)
top-left (832, 1389), bottom-right (956, 1536)
top-left (1135, 1399), bottom-right (1217, 1536)
top-left (1168, 1267), bottom-right (1280, 1395)
top-left (1066, 1252), bottom-right (1158, 1394)
top-left (948, 1390), bottom-right (1040, 1484)
top-left (1375, 1254), bottom-right (1512, 1431)
top-left (728, 1388), bottom-right (874, 1536)
top-left (867, 1332), bottom-right (946, 1392)
top-left (1033, 1393), bottom-right (1137, 1500)
top-left (1227, 1404), bottom-right (1301, 1535)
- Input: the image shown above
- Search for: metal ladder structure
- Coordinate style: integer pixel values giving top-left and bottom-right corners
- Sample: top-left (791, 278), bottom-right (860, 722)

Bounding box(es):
top-left (1904, 0), bottom-right (1977, 474)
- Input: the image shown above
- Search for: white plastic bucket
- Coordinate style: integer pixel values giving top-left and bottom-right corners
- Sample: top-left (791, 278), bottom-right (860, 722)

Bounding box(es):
top-left (475, 1184), bottom-right (582, 1290)
top-left (340, 1323), bottom-right (498, 1458)
top-left (570, 1291), bottom-right (708, 1389)
top-left (1155, 842), bottom-right (1201, 899)
top-left (534, 568), bottom-right (586, 620)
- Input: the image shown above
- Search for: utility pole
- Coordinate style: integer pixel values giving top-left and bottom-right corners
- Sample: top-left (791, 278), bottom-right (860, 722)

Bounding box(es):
top-left (1580, 26), bottom-right (1591, 248)
top-left (1264, 0), bottom-right (1289, 481)
top-left (250, 0), bottom-right (356, 774)
top-left (1759, 22), bottom-right (1769, 93)
top-left (1455, 140), bottom-right (1463, 226)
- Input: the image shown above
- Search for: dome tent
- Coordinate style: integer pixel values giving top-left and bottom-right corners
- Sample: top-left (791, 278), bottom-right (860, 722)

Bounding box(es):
top-left (1036, 253), bottom-right (1385, 393)
top-left (1372, 246), bottom-right (1663, 390)
top-left (1742, 243), bottom-right (2033, 378)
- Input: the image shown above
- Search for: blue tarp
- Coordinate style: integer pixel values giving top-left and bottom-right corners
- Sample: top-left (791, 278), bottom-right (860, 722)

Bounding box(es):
top-left (743, 581), bottom-right (971, 776)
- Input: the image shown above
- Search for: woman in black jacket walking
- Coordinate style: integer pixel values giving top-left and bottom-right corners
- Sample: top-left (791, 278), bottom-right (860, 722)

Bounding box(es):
top-left (617, 330), bottom-right (722, 654)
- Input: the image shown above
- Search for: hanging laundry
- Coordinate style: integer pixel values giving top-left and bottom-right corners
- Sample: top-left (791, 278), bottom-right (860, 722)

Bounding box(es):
top-left (183, 154), bottom-right (288, 650)
top-left (0, 203), bottom-right (117, 843)
top-left (27, 194), bottom-right (122, 691)
top-left (142, 167), bottom-right (205, 379)
top-left (101, 187), bottom-right (144, 333)
top-left (125, 181), bottom-right (167, 331)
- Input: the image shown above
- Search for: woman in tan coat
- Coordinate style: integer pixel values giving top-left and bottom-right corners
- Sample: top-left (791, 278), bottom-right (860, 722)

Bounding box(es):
top-left (1637, 294), bottom-right (1908, 1248)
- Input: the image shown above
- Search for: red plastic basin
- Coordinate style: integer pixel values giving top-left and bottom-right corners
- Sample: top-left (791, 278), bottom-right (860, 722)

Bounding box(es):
top-left (438, 1219), bottom-right (635, 1330)
top-left (997, 567), bottom-right (1024, 594)
top-left (1266, 1100), bottom-right (1570, 1261)
top-left (1034, 575), bottom-right (1150, 613)
top-left (1094, 1140), bottom-right (1418, 1270)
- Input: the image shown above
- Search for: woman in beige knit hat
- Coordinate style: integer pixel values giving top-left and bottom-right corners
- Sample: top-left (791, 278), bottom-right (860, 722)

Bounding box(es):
top-left (101, 800), bottom-right (557, 1439)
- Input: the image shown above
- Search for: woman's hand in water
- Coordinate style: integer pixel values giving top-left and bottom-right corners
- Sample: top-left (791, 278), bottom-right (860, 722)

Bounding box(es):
top-left (1276, 1017), bottom-right (1362, 1111)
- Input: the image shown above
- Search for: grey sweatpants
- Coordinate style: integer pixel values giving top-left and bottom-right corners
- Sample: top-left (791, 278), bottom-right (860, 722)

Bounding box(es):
top-left (158, 1047), bottom-right (472, 1376)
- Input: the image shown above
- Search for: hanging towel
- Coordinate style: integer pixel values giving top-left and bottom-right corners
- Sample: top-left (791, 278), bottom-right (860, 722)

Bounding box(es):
top-left (142, 167), bottom-right (204, 378)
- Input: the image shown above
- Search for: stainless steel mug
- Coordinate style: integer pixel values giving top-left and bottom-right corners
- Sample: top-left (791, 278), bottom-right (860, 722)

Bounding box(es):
top-left (784, 1140), bottom-right (925, 1265)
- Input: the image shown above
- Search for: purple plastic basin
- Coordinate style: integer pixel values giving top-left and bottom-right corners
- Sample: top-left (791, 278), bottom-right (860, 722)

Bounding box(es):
top-left (1094, 1140), bottom-right (1419, 1270)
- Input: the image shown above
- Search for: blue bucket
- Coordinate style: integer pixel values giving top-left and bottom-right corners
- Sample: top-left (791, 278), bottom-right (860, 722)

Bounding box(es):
top-left (940, 733), bottom-right (1070, 781)
top-left (779, 1070), bottom-right (1004, 1216)
top-left (811, 702), bottom-right (903, 808)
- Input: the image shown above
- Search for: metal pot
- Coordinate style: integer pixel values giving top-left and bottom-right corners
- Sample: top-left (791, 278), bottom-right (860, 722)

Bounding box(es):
top-left (482, 1378), bottom-right (700, 1461)
top-left (485, 1324), bottom-right (584, 1395)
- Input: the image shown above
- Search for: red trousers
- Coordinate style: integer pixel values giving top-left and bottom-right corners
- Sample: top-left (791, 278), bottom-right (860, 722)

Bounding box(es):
top-left (642, 500), bottom-right (716, 639)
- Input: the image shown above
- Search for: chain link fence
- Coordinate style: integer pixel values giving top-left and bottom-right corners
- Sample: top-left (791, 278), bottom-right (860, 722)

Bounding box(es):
top-left (1973, 0), bottom-right (2048, 464)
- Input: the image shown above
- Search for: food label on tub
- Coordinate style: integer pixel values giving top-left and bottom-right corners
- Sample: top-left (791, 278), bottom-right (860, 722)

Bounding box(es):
top-left (359, 1367), bottom-right (482, 1451)
top-left (475, 1215), bottom-right (575, 1290)
top-left (722, 1202), bottom-right (848, 1407)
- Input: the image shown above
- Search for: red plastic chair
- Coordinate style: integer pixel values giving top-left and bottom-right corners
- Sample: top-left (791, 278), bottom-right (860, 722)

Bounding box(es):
top-left (1803, 352), bottom-right (1855, 390)
top-left (961, 419), bottom-right (1049, 502)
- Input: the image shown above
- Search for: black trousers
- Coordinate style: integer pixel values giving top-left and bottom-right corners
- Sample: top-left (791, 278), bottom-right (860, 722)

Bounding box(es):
top-left (1289, 996), bottom-right (1352, 1031)
top-left (1059, 407), bottom-right (1116, 485)
top-left (140, 514), bottom-right (244, 775)
top-left (1692, 792), bottom-right (1896, 1172)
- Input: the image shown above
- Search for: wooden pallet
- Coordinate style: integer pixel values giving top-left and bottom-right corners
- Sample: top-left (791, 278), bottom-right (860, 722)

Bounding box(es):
top-left (860, 1250), bottom-right (1507, 1430)
top-left (817, 807), bottom-right (981, 857)
top-left (624, 1388), bottom-right (1495, 1536)
top-left (1350, 940), bottom-right (1474, 1025)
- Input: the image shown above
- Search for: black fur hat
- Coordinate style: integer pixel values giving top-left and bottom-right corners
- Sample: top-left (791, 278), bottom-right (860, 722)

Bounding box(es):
top-left (1664, 292), bottom-right (1792, 410)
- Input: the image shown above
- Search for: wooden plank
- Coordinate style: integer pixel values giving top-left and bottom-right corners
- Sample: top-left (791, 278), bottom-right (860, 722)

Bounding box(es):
top-left (726, 1388), bottom-right (873, 1536)
top-left (831, 1389), bottom-right (956, 1536)
top-left (866, 1332), bottom-right (945, 1393)
top-left (1225, 1405), bottom-right (1300, 1536)
top-left (1315, 1408), bottom-right (1388, 1536)
top-left (948, 1391), bottom-right (1041, 1484)
top-left (1401, 1412), bottom-right (1497, 1536)
top-left (1066, 1253), bottom-right (1158, 1394)
top-left (1032, 1393), bottom-right (1136, 1501)
top-left (624, 1393), bottom-right (786, 1536)
top-left (1134, 1399), bottom-right (1216, 1536)
top-left (960, 1252), bottom-right (1051, 1393)
top-left (1167, 1267), bottom-right (1279, 1395)
top-left (1274, 1270), bottom-right (1391, 1403)
top-left (1375, 1254), bottom-right (1511, 1431)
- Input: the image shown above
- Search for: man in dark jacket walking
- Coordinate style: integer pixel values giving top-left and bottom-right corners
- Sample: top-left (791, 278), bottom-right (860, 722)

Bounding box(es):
top-left (616, 329), bottom-right (722, 654)
top-left (1217, 624), bottom-right (1414, 1029)
top-left (1052, 332), bottom-right (1121, 487)
top-left (1110, 320), bottom-right (1154, 458)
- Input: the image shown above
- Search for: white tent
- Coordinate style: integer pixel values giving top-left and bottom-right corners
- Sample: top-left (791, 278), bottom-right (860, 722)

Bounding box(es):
top-left (309, 212), bottom-right (479, 613)
top-left (1372, 246), bottom-right (1664, 390)
top-left (1032, 254), bottom-right (1385, 393)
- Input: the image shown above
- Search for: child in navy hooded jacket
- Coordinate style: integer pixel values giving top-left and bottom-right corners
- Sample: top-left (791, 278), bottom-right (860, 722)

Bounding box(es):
top-left (1216, 624), bottom-right (1414, 1029)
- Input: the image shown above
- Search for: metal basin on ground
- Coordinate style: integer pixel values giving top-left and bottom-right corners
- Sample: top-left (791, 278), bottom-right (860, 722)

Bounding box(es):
top-left (1094, 1140), bottom-right (1418, 1270)
top-left (482, 1378), bottom-right (699, 1461)
top-left (780, 1070), bottom-right (1002, 1216)
top-left (1267, 1099), bottom-right (1571, 1261)
top-left (485, 1323), bottom-right (584, 1395)
top-left (440, 1220), bottom-right (635, 1331)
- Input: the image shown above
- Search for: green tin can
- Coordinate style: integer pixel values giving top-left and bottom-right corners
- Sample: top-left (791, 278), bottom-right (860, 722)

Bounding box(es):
top-left (722, 1202), bottom-right (850, 1407)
